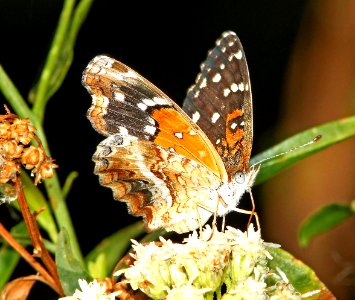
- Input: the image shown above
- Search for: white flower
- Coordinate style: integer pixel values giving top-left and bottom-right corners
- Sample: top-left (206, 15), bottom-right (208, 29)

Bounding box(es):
top-left (222, 276), bottom-right (268, 299)
top-left (58, 279), bottom-right (120, 300)
top-left (115, 225), bottom-right (301, 300)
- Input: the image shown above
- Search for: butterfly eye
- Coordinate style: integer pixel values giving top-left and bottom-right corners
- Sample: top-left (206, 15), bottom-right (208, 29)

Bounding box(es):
top-left (235, 172), bottom-right (245, 184)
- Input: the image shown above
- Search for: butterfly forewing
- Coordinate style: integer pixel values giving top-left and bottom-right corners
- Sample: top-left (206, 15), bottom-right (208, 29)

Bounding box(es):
top-left (82, 56), bottom-right (226, 177)
top-left (183, 31), bottom-right (253, 177)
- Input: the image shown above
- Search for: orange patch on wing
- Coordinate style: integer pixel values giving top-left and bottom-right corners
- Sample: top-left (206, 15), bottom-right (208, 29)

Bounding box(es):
top-left (226, 128), bottom-right (243, 150)
top-left (151, 108), bottom-right (220, 175)
top-left (225, 109), bottom-right (244, 149)
top-left (226, 108), bottom-right (243, 122)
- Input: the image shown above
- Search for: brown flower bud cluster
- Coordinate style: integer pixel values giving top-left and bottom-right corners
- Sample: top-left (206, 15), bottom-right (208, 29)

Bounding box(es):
top-left (0, 108), bottom-right (57, 185)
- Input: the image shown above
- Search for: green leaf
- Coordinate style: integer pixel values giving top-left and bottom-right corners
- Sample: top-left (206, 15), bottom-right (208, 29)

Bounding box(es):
top-left (298, 202), bottom-right (355, 247)
top-left (62, 171), bottom-right (79, 199)
top-left (87, 253), bottom-right (107, 279)
top-left (251, 115), bottom-right (355, 185)
top-left (31, 0), bottom-right (94, 121)
top-left (85, 221), bottom-right (145, 278)
top-left (56, 229), bottom-right (91, 295)
top-left (0, 247), bottom-right (20, 290)
top-left (4, 221), bottom-right (30, 246)
top-left (0, 66), bottom-right (32, 119)
top-left (267, 247), bottom-right (335, 299)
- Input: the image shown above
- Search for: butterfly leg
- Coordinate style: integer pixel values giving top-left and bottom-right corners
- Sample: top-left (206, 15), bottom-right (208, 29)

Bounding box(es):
top-left (195, 205), bottom-right (204, 234)
top-left (231, 188), bottom-right (260, 232)
top-left (196, 195), bottom-right (228, 239)
top-left (221, 215), bottom-right (226, 232)
top-left (247, 188), bottom-right (257, 230)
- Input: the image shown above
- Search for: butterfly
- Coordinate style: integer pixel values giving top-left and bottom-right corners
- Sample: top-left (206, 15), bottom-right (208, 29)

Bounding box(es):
top-left (82, 31), bottom-right (258, 233)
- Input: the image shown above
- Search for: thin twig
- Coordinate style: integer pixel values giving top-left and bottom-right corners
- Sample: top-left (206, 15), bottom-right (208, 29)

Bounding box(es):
top-left (0, 223), bottom-right (63, 295)
top-left (15, 175), bottom-right (64, 295)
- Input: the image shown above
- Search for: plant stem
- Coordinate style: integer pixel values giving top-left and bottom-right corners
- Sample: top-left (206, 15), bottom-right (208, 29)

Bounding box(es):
top-left (0, 223), bottom-right (63, 296)
top-left (32, 0), bottom-right (75, 122)
top-left (15, 176), bottom-right (64, 295)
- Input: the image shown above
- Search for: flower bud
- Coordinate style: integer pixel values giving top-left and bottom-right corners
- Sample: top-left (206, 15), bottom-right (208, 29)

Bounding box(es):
top-left (34, 160), bottom-right (57, 184)
top-left (10, 118), bottom-right (36, 145)
top-left (0, 140), bottom-right (24, 158)
top-left (21, 146), bottom-right (45, 169)
top-left (0, 122), bottom-right (11, 139)
top-left (0, 158), bottom-right (20, 183)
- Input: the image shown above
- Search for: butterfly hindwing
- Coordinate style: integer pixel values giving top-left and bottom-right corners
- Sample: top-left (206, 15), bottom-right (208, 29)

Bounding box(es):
top-left (92, 133), bottom-right (221, 233)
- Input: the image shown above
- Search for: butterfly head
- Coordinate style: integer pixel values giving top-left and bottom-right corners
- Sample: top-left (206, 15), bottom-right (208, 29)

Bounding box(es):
top-left (217, 165), bottom-right (259, 216)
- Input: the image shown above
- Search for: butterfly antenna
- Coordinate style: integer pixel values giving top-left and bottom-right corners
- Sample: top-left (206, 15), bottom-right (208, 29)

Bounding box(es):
top-left (251, 135), bottom-right (321, 168)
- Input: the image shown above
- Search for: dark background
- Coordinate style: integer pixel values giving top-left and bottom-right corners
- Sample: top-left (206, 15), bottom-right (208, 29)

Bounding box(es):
top-left (1, 1), bottom-right (354, 299)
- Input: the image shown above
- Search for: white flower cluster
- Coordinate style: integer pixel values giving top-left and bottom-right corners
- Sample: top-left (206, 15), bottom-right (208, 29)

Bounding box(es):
top-left (115, 225), bottom-right (302, 299)
top-left (59, 279), bottom-right (120, 300)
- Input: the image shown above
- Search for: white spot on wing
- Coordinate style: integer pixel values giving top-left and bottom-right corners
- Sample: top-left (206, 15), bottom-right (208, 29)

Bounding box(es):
top-left (153, 97), bottom-right (168, 105)
top-left (230, 83), bottom-right (239, 92)
top-left (192, 111), bottom-right (200, 123)
top-left (143, 98), bottom-right (156, 106)
top-left (231, 123), bottom-right (237, 130)
top-left (212, 73), bottom-right (222, 83)
top-left (119, 127), bottom-right (129, 135)
top-left (238, 82), bottom-right (245, 91)
top-left (137, 102), bottom-right (147, 111)
top-left (211, 112), bottom-right (220, 123)
top-left (114, 92), bottom-right (125, 101)
top-left (200, 78), bottom-right (207, 88)
top-left (223, 88), bottom-right (231, 97)
top-left (220, 63), bottom-right (225, 69)
top-left (216, 139), bottom-right (221, 144)
top-left (174, 132), bottom-right (183, 139)
top-left (235, 50), bottom-right (243, 60)
top-left (144, 125), bottom-right (156, 135)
